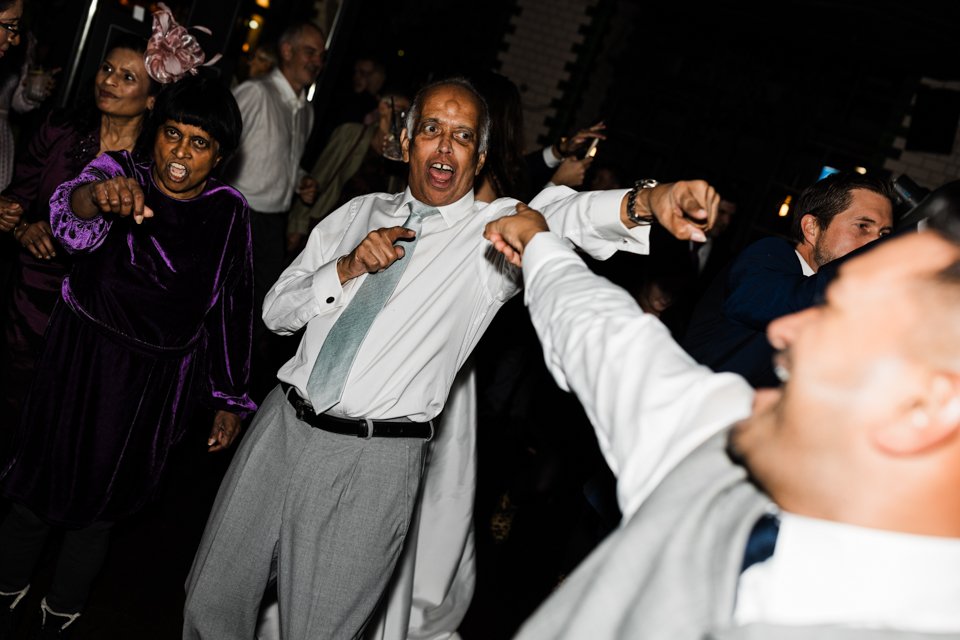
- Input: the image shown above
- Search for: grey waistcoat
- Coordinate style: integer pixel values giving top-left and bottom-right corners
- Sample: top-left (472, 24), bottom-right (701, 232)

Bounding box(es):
top-left (514, 431), bottom-right (960, 640)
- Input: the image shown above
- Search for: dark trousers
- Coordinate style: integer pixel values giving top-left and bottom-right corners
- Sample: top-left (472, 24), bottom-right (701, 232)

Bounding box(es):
top-left (0, 503), bottom-right (112, 613)
top-left (249, 209), bottom-right (289, 339)
top-left (249, 209), bottom-right (296, 403)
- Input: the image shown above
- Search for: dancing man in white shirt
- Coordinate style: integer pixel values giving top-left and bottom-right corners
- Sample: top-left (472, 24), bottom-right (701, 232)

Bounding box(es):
top-left (481, 186), bottom-right (960, 639)
top-left (182, 76), bottom-right (717, 639)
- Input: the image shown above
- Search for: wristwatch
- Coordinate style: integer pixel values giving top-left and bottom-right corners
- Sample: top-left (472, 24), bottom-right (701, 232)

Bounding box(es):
top-left (626, 179), bottom-right (658, 225)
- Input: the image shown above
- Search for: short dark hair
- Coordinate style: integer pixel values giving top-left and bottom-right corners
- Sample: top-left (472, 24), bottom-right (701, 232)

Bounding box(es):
top-left (147, 72), bottom-right (243, 162)
top-left (404, 76), bottom-right (491, 156)
top-left (791, 171), bottom-right (895, 243)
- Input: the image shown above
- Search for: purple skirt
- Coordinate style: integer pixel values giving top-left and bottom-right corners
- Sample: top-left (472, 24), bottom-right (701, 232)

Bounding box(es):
top-left (1, 298), bottom-right (205, 526)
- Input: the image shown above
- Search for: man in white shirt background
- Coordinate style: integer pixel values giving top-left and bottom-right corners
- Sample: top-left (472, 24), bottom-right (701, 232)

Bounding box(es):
top-left (225, 20), bottom-right (323, 399)
top-left (182, 75), bottom-right (718, 640)
top-left (481, 182), bottom-right (960, 639)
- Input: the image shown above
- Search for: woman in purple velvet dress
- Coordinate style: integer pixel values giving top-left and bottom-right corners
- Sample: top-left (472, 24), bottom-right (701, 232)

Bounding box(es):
top-left (0, 72), bottom-right (254, 635)
top-left (0, 34), bottom-right (158, 428)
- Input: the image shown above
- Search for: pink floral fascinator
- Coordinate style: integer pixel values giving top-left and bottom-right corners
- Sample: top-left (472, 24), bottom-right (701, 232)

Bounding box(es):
top-left (144, 2), bottom-right (223, 84)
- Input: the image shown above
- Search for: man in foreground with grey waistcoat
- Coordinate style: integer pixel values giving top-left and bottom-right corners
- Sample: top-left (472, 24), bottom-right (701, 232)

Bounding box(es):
top-left (182, 75), bottom-right (720, 639)
top-left (483, 188), bottom-right (960, 639)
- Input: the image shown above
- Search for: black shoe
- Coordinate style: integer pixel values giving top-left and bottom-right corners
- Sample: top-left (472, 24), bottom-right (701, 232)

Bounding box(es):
top-left (29, 599), bottom-right (81, 640)
top-left (0, 586), bottom-right (29, 640)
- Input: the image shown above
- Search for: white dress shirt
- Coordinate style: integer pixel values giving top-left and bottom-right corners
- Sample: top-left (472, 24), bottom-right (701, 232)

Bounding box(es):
top-left (737, 512), bottom-right (960, 632)
top-left (228, 68), bottom-right (312, 213)
top-left (264, 185), bottom-right (645, 422)
top-left (521, 230), bottom-right (960, 632)
top-left (521, 231), bottom-right (752, 516)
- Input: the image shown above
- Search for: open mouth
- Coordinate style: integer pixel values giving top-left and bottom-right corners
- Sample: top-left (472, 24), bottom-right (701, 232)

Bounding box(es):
top-left (166, 162), bottom-right (188, 183)
top-left (428, 162), bottom-right (454, 187)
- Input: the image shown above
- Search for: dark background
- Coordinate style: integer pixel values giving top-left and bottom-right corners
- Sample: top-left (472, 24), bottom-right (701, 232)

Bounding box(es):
top-left (21, 0), bottom-right (960, 253)
top-left (5, 1), bottom-right (959, 637)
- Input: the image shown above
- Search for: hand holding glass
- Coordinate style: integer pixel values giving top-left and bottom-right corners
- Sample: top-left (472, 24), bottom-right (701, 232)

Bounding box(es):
top-left (25, 67), bottom-right (55, 103)
top-left (382, 96), bottom-right (404, 162)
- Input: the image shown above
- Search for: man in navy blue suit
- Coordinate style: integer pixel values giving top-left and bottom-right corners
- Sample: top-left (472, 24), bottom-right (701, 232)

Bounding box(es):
top-left (682, 171), bottom-right (895, 387)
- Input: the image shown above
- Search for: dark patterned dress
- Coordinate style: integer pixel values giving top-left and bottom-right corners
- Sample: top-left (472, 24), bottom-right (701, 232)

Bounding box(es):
top-left (0, 151), bottom-right (256, 526)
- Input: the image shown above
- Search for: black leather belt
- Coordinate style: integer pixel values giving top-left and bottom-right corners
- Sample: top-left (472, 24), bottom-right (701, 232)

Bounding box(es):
top-left (280, 383), bottom-right (434, 440)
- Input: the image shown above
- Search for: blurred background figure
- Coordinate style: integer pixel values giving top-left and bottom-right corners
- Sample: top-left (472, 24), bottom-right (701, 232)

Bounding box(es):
top-left (0, 33), bottom-right (158, 440)
top-left (315, 54), bottom-right (387, 149)
top-left (286, 88), bottom-right (410, 257)
top-left (350, 56), bottom-right (386, 113)
top-left (651, 186), bottom-right (741, 339)
top-left (0, 0), bottom-right (23, 68)
top-left (585, 161), bottom-right (624, 191)
top-left (521, 120), bottom-right (605, 202)
top-left (246, 41), bottom-right (277, 79)
top-left (232, 40), bottom-right (277, 87)
top-left (225, 20), bottom-right (324, 404)
top-left (682, 171), bottom-right (894, 387)
top-left (0, 0), bottom-right (26, 307)
top-left (0, 30), bottom-right (56, 192)
top-left (471, 70), bottom-right (527, 203)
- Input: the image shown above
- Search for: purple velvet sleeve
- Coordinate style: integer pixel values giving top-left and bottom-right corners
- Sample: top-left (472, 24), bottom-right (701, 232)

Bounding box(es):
top-left (204, 194), bottom-right (257, 417)
top-left (48, 153), bottom-right (123, 254)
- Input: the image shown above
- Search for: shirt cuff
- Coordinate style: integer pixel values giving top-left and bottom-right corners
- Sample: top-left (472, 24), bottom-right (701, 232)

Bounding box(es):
top-left (307, 259), bottom-right (349, 321)
top-left (521, 231), bottom-right (576, 294)
top-left (543, 145), bottom-right (562, 168)
top-left (589, 188), bottom-right (651, 254)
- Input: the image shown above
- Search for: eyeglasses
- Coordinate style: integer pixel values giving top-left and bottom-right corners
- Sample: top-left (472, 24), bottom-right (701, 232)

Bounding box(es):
top-left (0, 22), bottom-right (21, 38)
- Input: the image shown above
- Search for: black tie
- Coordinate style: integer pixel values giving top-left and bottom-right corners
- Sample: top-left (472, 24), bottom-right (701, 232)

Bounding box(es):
top-left (740, 512), bottom-right (780, 573)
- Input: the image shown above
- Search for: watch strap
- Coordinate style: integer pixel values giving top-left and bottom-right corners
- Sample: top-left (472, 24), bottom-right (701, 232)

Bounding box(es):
top-left (627, 179), bottom-right (658, 225)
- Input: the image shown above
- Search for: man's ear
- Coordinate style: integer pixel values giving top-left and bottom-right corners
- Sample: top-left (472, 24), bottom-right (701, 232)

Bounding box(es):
top-left (800, 214), bottom-right (820, 246)
top-left (475, 151), bottom-right (486, 176)
top-left (400, 127), bottom-right (410, 164)
top-left (873, 374), bottom-right (960, 455)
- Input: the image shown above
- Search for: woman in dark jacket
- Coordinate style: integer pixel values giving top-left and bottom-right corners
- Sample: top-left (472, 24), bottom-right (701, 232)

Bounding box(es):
top-left (0, 33), bottom-right (158, 426)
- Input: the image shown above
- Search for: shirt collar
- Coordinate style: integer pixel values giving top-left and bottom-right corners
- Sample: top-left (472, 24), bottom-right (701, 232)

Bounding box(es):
top-left (268, 68), bottom-right (306, 106)
top-left (736, 511), bottom-right (960, 631)
top-left (398, 187), bottom-right (476, 228)
top-left (794, 250), bottom-right (815, 276)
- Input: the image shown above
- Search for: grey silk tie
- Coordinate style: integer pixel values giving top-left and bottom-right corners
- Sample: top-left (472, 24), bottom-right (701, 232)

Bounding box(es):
top-left (305, 201), bottom-right (440, 413)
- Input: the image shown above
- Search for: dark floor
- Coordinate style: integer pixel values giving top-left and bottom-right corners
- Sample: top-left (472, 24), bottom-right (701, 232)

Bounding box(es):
top-left (1, 375), bottom-right (618, 640)
top-left (1, 422), bottom-right (234, 640)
